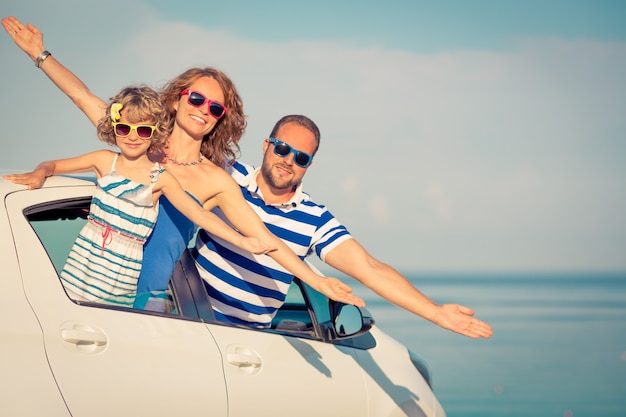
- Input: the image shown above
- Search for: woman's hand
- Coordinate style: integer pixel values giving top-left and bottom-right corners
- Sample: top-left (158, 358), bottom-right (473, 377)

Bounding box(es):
top-left (239, 237), bottom-right (277, 255)
top-left (2, 16), bottom-right (46, 62)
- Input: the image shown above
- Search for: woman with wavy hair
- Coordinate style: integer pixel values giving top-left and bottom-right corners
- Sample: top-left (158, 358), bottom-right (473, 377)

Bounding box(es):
top-left (4, 85), bottom-right (278, 306)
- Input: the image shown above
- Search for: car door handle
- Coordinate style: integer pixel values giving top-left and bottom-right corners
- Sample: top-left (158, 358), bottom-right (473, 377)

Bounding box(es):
top-left (227, 352), bottom-right (262, 368)
top-left (61, 328), bottom-right (107, 346)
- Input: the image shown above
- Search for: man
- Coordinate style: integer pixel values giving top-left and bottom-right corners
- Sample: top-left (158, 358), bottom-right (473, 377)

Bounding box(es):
top-left (193, 115), bottom-right (493, 339)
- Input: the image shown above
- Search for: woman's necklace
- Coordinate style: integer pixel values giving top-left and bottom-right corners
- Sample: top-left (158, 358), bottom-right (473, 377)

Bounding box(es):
top-left (165, 154), bottom-right (204, 166)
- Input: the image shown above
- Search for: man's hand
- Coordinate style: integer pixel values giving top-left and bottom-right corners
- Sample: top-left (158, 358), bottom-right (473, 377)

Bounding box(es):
top-left (431, 304), bottom-right (494, 339)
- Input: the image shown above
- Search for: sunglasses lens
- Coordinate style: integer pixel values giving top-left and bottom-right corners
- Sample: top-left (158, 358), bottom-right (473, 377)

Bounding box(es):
top-left (115, 123), bottom-right (131, 136)
top-left (187, 91), bottom-right (226, 118)
top-left (136, 126), bottom-right (153, 139)
top-left (209, 103), bottom-right (226, 118)
top-left (295, 153), bottom-right (311, 167)
top-left (271, 140), bottom-right (311, 167)
top-left (188, 92), bottom-right (206, 107)
top-left (274, 143), bottom-right (291, 157)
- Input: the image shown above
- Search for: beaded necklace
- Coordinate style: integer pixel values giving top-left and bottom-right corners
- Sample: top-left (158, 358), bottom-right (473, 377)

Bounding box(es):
top-left (165, 154), bottom-right (204, 166)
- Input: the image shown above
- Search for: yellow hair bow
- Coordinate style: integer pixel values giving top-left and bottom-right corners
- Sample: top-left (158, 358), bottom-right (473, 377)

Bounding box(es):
top-left (110, 102), bottom-right (123, 122)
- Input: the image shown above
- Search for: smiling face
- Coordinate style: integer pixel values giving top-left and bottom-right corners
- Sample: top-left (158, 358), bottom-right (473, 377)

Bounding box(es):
top-left (114, 114), bottom-right (155, 160)
top-left (260, 122), bottom-right (317, 194)
top-left (173, 76), bottom-right (225, 140)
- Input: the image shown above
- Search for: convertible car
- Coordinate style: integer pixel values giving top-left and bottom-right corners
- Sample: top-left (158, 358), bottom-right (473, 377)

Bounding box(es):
top-left (0, 173), bottom-right (446, 417)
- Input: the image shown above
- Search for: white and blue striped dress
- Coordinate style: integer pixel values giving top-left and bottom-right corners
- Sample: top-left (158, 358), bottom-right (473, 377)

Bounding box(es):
top-left (60, 154), bottom-right (163, 306)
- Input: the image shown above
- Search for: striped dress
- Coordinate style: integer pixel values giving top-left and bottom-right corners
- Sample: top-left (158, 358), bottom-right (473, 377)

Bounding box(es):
top-left (60, 154), bottom-right (163, 306)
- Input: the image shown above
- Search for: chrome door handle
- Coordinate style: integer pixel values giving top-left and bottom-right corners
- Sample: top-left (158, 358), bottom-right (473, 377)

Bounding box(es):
top-left (227, 352), bottom-right (262, 368)
top-left (61, 328), bottom-right (107, 346)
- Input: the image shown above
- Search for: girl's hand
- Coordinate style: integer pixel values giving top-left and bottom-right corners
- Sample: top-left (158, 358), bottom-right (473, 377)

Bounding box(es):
top-left (239, 237), bottom-right (277, 255)
top-left (317, 277), bottom-right (366, 308)
top-left (3, 170), bottom-right (47, 190)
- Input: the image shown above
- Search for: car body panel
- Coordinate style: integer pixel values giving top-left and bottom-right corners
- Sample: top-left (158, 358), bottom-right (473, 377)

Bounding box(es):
top-left (0, 175), bottom-right (446, 417)
top-left (5, 181), bottom-right (228, 417)
top-left (207, 323), bottom-right (369, 417)
top-left (355, 326), bottom-right (446, 417)
top-left (0, 182), bottom-right (71, 416)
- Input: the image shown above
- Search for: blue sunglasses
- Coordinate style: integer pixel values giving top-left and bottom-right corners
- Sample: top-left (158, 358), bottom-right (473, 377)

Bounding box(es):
top-left (268, 138), bottom-right (314, 168)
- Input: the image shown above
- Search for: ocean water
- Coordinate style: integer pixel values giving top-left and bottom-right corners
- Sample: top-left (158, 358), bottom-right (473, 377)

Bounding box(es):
top-left (349, 272), bottom-right (626, 417)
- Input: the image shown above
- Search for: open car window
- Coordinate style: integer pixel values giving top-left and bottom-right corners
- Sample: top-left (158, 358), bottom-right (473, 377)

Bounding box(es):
top-left (24, 197), bottom-right (184, 317)
top-left (270, 280), bottom-right (315, 335)
top-left (22, 195), bottom-right (363, 341)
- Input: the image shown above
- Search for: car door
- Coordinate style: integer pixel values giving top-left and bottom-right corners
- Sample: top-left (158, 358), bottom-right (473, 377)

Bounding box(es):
top-left (204, 281), bottom-right (370, 417)
top-left (1, 189), bottom-right (70, 417)
top-left (6, 185), bottom-right (228, 417)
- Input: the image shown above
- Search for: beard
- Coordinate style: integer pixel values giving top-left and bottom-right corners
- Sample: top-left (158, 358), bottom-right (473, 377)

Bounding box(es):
top-left (261, 160), bottom-right (300, 191)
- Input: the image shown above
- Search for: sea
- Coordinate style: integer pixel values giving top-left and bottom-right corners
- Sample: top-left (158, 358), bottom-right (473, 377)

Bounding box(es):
top-left (346, 271), bottom-right (626, 417)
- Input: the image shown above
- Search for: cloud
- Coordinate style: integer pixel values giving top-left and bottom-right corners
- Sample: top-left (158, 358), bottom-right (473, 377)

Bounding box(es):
top-left (424, 183), bottom-right (452, 223)
top-left (340, 176), bottom-right (358, 193)
top-left (368, 195), bottom-right (390, 224)
top-left (2, 5), bottom-right (625, 270)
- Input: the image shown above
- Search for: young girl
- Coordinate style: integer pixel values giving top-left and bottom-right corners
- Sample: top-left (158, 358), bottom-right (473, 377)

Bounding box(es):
top-left (5, 85), bottom-right (365, 310)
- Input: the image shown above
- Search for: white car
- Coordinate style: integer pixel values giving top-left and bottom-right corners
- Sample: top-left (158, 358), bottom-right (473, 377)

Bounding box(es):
top-left (0, 173), bottom-right (446, 417)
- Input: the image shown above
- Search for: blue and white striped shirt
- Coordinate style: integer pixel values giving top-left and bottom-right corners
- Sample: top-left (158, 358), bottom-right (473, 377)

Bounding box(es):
top-left (192, 161), bottom-right (352, 327)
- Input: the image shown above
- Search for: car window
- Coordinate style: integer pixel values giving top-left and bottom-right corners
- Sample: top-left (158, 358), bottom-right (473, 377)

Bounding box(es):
top-left (301, 281), bottom-right (333, 325)
top-left (26, 198), bottom-right (89, 274)
top-left (270, 280), bottom-right (316, 336)
top-left (24, 197), bottom-right (182, 317)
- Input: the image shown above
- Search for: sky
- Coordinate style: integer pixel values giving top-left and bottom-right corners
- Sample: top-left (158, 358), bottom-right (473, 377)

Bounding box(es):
top-left (1, 0), bottom-right (625, 273)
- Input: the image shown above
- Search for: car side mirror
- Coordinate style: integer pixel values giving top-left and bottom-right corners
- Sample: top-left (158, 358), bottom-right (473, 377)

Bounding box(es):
top-left (331, 303), bottom-right (373, 339)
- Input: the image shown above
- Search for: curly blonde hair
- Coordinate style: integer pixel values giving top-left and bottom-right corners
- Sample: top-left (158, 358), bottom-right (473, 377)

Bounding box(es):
top-left (160, 67), bottom-right (246, 168)
top-left (97, 86), bottom-right (172, 155)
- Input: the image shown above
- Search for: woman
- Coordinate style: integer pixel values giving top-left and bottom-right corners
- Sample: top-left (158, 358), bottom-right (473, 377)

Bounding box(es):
top-left (2, 16), bottom-right (364, 312)
top-left (5, 86), bottom-right (277, 306)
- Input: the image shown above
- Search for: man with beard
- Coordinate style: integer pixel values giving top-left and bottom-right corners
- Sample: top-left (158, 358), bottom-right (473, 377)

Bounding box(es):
top-left (192, 114), bottom-right (493, 339)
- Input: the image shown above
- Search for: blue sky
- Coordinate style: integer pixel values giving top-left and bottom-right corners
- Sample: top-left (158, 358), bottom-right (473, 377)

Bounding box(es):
top-left (1, 0), bottom-right (625, 272)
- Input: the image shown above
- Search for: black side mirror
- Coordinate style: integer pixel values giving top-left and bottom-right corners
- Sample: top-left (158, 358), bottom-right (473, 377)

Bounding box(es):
top-left (331, 302), bottom-right (374, 339)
